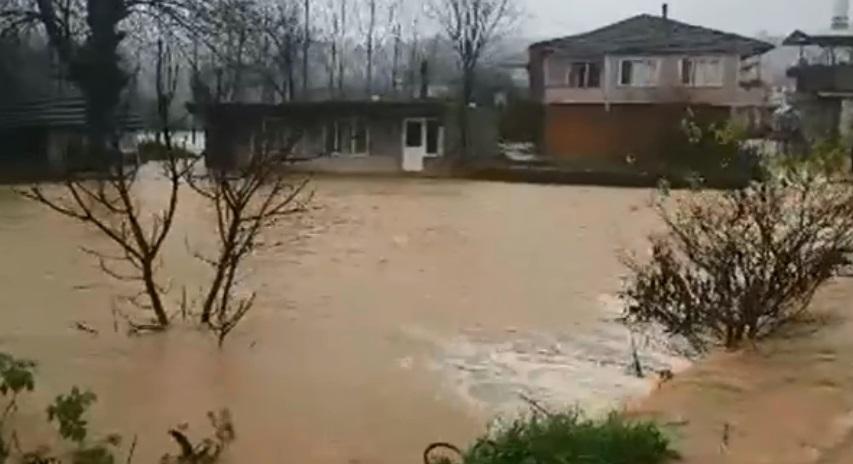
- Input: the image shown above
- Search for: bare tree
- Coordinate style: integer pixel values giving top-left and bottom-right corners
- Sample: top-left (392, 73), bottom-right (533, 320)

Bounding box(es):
top-left (406, 13), bottom-right (420, 98)
top-left (429, 0), bottom-right (516, 155)
top-left (364, 0), bottom-right (376, 96)
top-left (155, 31), bottom-right (180, 149)
top-left (187, 137), bottom-right (310, 346)
top-left (0, 0), bottom-right (192, 329)
top-left (322, 0), bottom-right (338, 96)
top-left (255, 0), bottom-right (304, 102)
top-left (20, 155), bottom-right (191, 329)
top-left (302, 0), bottom-right (311, 98)
top-left (336, 0), bottom-right (346, 97)
top-left (0, 0), bottom-right (201, 157)
top-left (389, 18), bottom-right (402, 95)
top-left (3, 0), bottom-right (315, 345)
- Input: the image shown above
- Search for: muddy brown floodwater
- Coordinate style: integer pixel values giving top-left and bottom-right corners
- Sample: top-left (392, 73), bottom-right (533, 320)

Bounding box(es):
top-left (0, 175), bottom-right (685, 463)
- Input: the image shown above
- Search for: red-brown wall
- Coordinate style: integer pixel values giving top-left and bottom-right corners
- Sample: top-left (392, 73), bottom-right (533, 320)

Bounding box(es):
top-left (542, 104), bottom-right (731, 169)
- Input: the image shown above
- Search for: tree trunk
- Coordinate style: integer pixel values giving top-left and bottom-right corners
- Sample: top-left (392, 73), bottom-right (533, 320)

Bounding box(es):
top-left (329, 40), bottom-right (337, 96)
top-left (144, 267), bottom-right (170, 326)
top-left (459, 66), bottom-right (476, 159)
top-left (390, 25), bottom-right (401, 95)
top-left (337, 0), bottom-right (346, 97)
top-left (302, 0), bottom-right (311, 100)
top-left (156, 38), bottom-right (173, 150)
top-left (365, 0), bottom-right (376, 97)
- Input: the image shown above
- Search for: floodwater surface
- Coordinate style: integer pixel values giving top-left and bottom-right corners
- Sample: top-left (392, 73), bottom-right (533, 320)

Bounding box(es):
top-left (0, 174), bottom-right (682, 463)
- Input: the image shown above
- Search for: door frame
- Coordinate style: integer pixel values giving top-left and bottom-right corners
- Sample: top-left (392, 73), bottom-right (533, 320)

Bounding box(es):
top-left (401, 117), bottom-right (444, 172)
top-left (402, 117), bottom-right (427, 172)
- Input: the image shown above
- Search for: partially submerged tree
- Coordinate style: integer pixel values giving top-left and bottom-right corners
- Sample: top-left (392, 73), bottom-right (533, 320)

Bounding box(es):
top-left (20, 147), bottom-right (191, 328)
top-left (187, 140), bottom-right (310, 346)
top-left (621, 171), bottom-right (853, 351)
top-left (3, 0), bottom-right (312, 343)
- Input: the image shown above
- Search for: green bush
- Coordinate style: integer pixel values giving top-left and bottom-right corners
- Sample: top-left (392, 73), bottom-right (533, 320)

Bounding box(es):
top-left (767, 137), bottom-right (850, 178)
top-left (662, 110), bottom-right (761, 185)
top-left (427, 411), bottom-right (678, 464)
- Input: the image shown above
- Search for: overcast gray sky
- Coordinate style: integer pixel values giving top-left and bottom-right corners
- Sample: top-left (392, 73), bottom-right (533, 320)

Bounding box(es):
top-left (522, 0), bottom-right (832, 40)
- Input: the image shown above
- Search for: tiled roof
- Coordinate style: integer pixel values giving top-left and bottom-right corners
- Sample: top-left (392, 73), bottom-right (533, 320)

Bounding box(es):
top-left (531, 14), bottom-right (774, 58)
top-left (0, 96), bottom-right (143, 131)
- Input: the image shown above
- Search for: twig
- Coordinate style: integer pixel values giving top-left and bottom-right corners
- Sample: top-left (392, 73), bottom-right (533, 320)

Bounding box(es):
top-left (519, 393), bottom-right (554, 417)
top-left (126, 434), bottom-right (138, 464)
top-left (73, 321), bottom-right (99, 336)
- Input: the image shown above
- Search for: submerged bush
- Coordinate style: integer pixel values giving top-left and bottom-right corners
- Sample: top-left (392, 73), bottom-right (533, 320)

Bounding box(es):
top-left (622, 171), bottom-right (853, 351)
top-left (425, 411), bottom-right (677, 464)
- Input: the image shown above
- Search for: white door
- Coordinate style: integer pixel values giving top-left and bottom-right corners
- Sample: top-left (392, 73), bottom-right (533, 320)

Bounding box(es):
top-left (402, 118), bottom-right (426, 172)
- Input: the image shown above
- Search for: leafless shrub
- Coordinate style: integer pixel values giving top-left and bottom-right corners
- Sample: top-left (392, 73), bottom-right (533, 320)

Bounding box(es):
top-left (621, 172), bottom-right (853, 352)
top-left (186, 136), bottom-right (310, 346)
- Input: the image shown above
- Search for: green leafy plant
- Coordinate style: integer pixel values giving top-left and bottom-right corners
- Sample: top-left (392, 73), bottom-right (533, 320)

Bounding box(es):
top-left (425, 410), bottom-right (678, 464)
top-left (766, 138), bottom-right (849, 179)
top-left (0, 354), bottom-right (35, 397)
top-left (665, 110), bottom-right (761, 185)
top-left (47, 388), bottom-right (98, 444)
top-left (0, 352), bottom-right (234, 464)
top-left (1, 353), bottom-right (38, 464)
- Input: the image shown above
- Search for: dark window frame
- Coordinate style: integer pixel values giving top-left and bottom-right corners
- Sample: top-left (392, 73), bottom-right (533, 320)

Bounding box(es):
top-left (567, 61), bottom-right (602, 88)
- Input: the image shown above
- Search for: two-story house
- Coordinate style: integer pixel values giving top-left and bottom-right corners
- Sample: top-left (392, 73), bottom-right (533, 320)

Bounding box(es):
top-left (528, 7), bottom-right (774, 168)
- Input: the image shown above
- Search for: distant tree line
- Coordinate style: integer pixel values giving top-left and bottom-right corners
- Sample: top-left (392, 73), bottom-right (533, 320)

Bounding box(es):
top-left (0, 0), bottom-right (522, 133)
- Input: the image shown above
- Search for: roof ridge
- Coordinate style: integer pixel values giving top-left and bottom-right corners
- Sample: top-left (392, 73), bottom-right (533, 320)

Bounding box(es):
top-left (529, 14), bottom-right (651, 49)
top-left (530, 14), bottom-right (773, 57)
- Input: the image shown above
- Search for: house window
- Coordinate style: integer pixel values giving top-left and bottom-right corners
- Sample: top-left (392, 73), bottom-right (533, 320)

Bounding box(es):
top-left (405, 120), bottom-right (422, 147)
top-left (618, 58), bottom-right (660, 87)
top-left (680, 57), bottom-right (724, 87)
top-left (425, 119), bottom-right (442, 156)
top-left (404, 118), bottom-right (444, 157)
top-left (568, 62), bottom-right (601, 88)
top-left (325, 117), bottom-right (369, 155)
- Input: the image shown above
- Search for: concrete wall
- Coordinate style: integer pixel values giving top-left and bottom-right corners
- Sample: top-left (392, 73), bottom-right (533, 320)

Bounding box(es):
top-left (790, 65), bottom-right (853, 93)
top-left (287, 156), bottom-right (401, 174)
top-left (790, 94), bottom-right (842, 143)
top-left (369, 117), bottom-right (403, 159)
top-left (540, 54), bottom-right (766, 107)
top-left (204, 108), bottom-right (473, 173)
top-left (45, 131), bottom-right (71, 173)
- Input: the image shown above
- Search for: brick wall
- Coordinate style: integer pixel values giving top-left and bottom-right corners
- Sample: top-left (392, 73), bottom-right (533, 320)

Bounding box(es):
top-left (543, 103), bottom-right (731, 169)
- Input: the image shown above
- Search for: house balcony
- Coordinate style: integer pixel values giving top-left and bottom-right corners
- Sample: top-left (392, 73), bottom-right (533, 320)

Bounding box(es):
top-left (787, 64), bottom-right (853, 95)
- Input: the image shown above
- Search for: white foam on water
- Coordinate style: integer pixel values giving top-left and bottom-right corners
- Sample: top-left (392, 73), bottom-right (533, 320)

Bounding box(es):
top-left (429, 294), bottom-right (691, 417)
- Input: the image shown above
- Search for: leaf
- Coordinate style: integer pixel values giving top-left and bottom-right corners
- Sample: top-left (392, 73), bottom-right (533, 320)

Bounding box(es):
top-left (47, 387), bottom-right (98, 444)
top-left (0, 353), bottom-right (37, 397)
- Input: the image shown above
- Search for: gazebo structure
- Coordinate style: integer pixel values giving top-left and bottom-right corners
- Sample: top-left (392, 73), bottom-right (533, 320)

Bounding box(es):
top-left (782, 0), bottom-right (853, 144)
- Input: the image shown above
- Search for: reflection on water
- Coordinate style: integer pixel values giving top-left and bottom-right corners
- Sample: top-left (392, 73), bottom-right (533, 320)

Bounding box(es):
top-left (0, 176), bottom-right (681, 463)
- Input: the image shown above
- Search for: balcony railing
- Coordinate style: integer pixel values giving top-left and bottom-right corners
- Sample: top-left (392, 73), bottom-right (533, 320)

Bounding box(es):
top-left (787, 64), bottom-right (853, 94)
